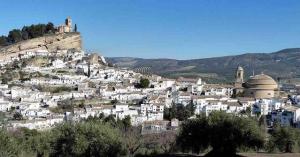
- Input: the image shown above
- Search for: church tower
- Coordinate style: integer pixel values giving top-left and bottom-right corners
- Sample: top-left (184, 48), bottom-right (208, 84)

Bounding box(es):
top-left (235, 66), bottom-right (244, 87)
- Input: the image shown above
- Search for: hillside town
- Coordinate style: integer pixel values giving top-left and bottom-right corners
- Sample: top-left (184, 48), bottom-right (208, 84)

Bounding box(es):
top-left (0, 18), bottom-right (299, 136)
top-left (0, 46), bottom-right (300, 133)
top-left (3, 0), bottom-right (300, 155)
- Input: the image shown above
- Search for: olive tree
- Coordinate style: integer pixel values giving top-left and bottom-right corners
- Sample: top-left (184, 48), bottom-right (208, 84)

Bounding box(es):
top-left (0, 130), bottom-right (20, 157)
top-left (50, 121), bottom-right (127, 157)
top-left (176, 111), bottom-right (265, 156)
top-left (267, 125), bottom-right (300, 153)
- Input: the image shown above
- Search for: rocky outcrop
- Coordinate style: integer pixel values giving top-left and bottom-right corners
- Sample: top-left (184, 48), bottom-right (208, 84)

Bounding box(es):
top-left (85, 53), bottom-right (108, 67)
top-left (0, 32), bottom-right (82, 55)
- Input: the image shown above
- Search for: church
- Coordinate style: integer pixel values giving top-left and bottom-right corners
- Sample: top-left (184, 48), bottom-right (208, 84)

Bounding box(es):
top-left (233, 66), bottom-right (279, 99)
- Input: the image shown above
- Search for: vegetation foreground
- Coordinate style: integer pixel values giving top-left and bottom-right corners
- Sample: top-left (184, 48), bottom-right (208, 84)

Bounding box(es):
top-left (1, 111), bottom-right (300, 157)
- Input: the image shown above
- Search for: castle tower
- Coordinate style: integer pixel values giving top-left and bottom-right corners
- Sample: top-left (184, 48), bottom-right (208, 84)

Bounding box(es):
top-left (235, 66), bottom-right (244, 87)
top-left (64, 17), bottom-right (72, 32)
top-left (56, 17), bottom-right (73, 33)
top-left (65, 17), bottom-right (72, 27)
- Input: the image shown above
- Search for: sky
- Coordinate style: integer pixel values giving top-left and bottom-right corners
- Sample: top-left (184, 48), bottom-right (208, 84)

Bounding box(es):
top-left (1, 0), bottom-right (300, 59)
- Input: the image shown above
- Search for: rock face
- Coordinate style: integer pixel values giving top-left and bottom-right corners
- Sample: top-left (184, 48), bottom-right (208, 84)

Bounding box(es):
top-left (86, 53), bottom-right (107, 67)
top-left (0, 32), bottom-right (82, 55)
top-left (88, 53), bottom-right (101, 64)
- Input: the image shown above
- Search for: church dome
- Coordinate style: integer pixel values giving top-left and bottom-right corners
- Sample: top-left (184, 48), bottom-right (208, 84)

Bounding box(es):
top-left (237, 66), bottom-right (244, 71)
top-left (243, 74), bottom-right (278, 90)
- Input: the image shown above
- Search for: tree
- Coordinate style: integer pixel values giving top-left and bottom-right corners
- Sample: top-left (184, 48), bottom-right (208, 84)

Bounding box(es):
top-left (240, 106), bottom-right (252, 116)
top-left (160, 131), bottom-right (177, 153)
top-left (176, 111), bottom-right (265, 156)
top-left (176, 115), bottom-right (210, 154)
top-left (267, 125), bottom-right (300, 153)
top-left (0, 112), bottom-right (7, 125)
top-left (46, 22), bottom-right (55, 34)
top-left (0, 36), bottom-right (7, 46)
top-left (139, 78), bottom-right (150, 88)
top-left (74, 24), bottom-right (77, 32)
top-left (50, 121), bottom-right (126, 157)
top-left (103, 115), bottom-right (117, 126)
top-left (1, 78), bottom-right (8, 84)
top-left (99, 112), bottom-right (105, 119)
top-left (164, 103), bottom-right (194, 121)
top-left (107, 63), bottom-right (114, 67)
top-left (186, 100), bottom-right (195, 114)
top-left (176, 104), bottom-right (192, 121)
top-left (148, 131), bottom-right (176, 153)
top-left (0, 130), bottom-right (20, 157)
top-left (208, 112), bottom-right (264, 155)
top-left (124, 127), bottom-right (143, 156)
top-left (32, 133), bottom-right (51, 157)
top-left (13, 112), bottom-right (23, 120)
top-left (111, 98), bottom-right (118, 104)
top-left (14, 128), bottom-right (50, 157)
top-left (164, 102), bottom-right (177, 121)
top-left (122, 115), bottom-right (132, 131)
top-left (258, 115), bottom-right (267, 127)
top-left (0, 22), bottom-right (56, 46)
top-left (8, 29), bottom-right (23, 43)
top-left (88, 81), bottom-right (96, 88)
top-left (21, 30), bottom-right (29, 40)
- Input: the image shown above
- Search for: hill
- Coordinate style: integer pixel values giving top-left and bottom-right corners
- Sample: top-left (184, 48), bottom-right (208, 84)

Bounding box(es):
top-left (107, 48), bottom-right (300, 83)
top-left (0, 32), bottom-right (82, 62)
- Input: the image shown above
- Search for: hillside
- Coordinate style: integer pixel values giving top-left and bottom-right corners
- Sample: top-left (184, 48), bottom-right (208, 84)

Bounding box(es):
top-left (0, 32), bottom-right (81, 56)
top-left (107, 48), bottom-right (300, 83)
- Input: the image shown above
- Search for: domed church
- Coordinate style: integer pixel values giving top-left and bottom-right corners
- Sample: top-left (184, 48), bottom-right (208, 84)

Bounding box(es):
top-left (233, 66), bottom-right (279, 99)
top-left (242, 73), bottom-right (278, 98)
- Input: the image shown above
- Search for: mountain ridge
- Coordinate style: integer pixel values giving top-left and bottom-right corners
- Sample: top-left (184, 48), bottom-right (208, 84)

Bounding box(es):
top-left (107, 48), bottom-right (300, 83)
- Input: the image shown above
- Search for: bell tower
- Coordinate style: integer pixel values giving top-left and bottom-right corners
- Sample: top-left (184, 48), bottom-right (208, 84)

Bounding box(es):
top-left (235, 66), bottom-right (244, 87)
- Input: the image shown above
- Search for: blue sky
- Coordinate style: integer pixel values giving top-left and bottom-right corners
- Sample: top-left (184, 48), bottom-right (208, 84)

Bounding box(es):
top-left (1, 0), bottom-right (300, 59)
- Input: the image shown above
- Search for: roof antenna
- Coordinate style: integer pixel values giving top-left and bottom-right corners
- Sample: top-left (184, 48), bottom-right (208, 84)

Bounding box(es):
top-left (252, 70), bottom-right (254, 77)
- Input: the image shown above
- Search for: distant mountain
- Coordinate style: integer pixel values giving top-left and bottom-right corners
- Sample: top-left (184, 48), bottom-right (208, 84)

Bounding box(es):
top-left (107, 48), bottom-right (300, 83)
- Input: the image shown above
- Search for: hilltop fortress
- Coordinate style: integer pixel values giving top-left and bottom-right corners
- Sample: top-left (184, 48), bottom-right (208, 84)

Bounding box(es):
top-left (0, 17), bottom-right (81, 63)
top-left (57, 16), bottom-right (73, 33)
